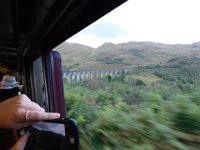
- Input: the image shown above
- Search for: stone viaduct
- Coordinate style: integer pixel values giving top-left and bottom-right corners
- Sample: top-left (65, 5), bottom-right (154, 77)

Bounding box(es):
top-left (63, 69), bottom-right (132, 82)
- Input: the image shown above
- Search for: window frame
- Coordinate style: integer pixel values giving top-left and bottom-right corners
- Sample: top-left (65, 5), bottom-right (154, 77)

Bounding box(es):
top-left (21, 49), bottom-right (66, 116)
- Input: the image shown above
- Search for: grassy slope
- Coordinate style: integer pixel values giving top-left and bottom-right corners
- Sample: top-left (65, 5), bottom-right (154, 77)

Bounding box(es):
top-left (55, 41), bottom-right (200, 70)
top-left (131, 73), bottom-right (162, 85)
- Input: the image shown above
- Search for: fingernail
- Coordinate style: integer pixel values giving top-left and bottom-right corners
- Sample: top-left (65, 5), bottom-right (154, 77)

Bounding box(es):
top-left (19, 129), bottom-right (25, 136)
top-left (53, 113), bottom-right (60, 118)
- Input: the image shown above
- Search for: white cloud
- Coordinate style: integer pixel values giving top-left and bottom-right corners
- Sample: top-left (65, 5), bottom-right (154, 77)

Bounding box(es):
top-left (67, 0), bottom-right (200, 48)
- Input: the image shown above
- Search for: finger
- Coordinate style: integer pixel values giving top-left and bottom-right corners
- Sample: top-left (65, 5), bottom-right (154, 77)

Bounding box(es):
top-left (17, 94), bottom-right (44, 111)
top-left (27, 111), bottom-right (60, 121)
top-left (24, 101), bottom-right (45, 112)
top-left (15, 109), bottom-right (45, 126)
top-left (9, 135), bottom-right (28, 150)
top-left (12, 95), bottom-right (44, 112)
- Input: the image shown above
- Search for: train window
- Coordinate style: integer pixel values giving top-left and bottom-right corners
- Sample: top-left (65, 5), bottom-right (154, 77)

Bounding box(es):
top-left (32, 57), bottom-right (49, 111)
top-left (55, 0), bottom-right (200, 149)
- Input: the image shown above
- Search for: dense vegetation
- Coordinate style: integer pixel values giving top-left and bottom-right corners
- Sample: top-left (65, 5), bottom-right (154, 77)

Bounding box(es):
top-left (63, 57), bottom-right (200, 150)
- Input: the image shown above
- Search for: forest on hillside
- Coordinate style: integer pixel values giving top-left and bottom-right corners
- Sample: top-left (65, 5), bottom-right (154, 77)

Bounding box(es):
top-left (63, 56), bottom-right (200, 150)
top-left (57, 42), bottom-right (200, 150)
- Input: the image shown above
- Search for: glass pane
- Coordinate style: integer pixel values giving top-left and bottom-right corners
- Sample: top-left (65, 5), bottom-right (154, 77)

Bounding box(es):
top-left (32, 57), bottom-right (49, 111)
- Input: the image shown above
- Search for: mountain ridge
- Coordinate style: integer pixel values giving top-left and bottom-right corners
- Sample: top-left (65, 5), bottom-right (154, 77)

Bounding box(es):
top-left (55, 41), bottom-right (200, 70)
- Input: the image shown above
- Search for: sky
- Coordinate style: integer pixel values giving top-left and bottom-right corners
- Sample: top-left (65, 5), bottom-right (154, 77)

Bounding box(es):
top-left (67, 0), bottom-right (200, 48)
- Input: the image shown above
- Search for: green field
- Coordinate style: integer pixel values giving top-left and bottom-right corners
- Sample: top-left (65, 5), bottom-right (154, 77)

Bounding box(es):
top-left (130, 73), bottom-right (162, 85)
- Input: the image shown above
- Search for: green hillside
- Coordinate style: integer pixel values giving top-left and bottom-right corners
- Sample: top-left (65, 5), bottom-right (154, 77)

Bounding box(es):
top-left (59, 41), bottom-right (200, 149)
top-left (55, 41), bottom-right (200, 70)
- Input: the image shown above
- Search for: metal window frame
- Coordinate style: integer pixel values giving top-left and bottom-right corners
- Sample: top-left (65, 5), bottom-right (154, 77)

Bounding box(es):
top-left (21, 49), bottom-right (65, 116)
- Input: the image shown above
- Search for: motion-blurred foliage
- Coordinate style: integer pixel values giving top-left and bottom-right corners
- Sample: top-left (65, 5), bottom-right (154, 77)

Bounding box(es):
top-left (64, 65), bottom-right (200, 150)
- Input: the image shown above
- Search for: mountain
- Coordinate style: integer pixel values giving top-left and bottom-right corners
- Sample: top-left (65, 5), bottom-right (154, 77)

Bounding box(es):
top-left (54, 41), bottom-right (200, 70)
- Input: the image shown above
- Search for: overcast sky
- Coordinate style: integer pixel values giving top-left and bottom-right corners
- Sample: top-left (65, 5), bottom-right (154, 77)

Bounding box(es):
top-left (67, 0), bottom-right (200, 48)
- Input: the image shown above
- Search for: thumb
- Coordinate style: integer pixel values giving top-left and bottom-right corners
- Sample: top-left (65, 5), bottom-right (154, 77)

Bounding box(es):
top-left (9, 135), bottom-right (28, 150)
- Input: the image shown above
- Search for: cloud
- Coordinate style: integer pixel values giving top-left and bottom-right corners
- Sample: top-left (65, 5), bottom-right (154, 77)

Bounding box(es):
top-left (81, 21), bottom-right (129, 38)
top-left (67, 0), bottom-right (200, 47)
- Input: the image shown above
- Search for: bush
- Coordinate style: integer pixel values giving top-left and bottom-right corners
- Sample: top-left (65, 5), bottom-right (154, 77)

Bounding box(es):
top-left (64, 69), bottom-right (200, 150)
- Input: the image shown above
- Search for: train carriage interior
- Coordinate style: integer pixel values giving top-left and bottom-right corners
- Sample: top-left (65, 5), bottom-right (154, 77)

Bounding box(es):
top-left (0, 0), bottom-right (127, 149)
top-left (0, 0), bottom-right (127, 112)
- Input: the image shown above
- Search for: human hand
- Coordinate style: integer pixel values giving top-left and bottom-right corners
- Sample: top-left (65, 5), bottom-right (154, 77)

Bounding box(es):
top-left (0, 94), bottom-right (60, 129)
top-left (9, 135), bottom-right (28, 150)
